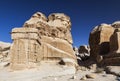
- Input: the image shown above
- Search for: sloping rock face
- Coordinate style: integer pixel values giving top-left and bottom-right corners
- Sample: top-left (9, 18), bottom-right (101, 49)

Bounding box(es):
top-left (10, 12), bottom-right (77, 70)
top-left (89, 24), bottom-right (114, 62)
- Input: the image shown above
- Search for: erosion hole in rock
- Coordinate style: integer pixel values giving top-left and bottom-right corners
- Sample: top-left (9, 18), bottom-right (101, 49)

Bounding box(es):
top-left (99, 42), bottom-right (110, 55)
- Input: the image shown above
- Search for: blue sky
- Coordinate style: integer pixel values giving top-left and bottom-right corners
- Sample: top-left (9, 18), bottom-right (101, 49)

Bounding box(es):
top-left (0, 0), bottom-right (120, 47)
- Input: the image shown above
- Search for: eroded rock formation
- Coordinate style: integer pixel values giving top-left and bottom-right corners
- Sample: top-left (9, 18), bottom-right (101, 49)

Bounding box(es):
top-left (101, 28), bottom-right (120, 66)
top-left (0, 41), bottom-right (11, 62)
top-left (89, 22), bottom-right (120, 66)
top-left (89, 24), bottom-right (114, 62)
top-left (10, 12), bottom-right (77, 70)
top-left (78, 45), bottom-right (90, 61)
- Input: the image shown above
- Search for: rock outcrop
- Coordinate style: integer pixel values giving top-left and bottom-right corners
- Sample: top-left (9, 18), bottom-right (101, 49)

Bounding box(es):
top-left (74, 45), bottom-right (90, 61)
top-left (10, 12), bottom-right (77, 70)
top-left (89, 24), bottom-right (114, 62)
top-left (89, 22), bottom-right (120, 66)
top-left (101, 28), bottom-right (120, 66)
top-left (0, 41), bottom-right (11, 62)
top-left (78, 45), bottom-right (90, 61)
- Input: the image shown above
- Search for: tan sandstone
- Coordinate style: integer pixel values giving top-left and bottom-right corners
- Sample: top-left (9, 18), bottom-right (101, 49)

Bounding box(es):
top-left (89, 23), bottom-right (114, 62)
top-left (10, 12), bottom-right (77, 70)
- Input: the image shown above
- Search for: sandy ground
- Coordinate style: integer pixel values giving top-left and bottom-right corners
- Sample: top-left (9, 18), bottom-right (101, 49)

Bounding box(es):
top-left (0, 62), bottom-right (119, 81)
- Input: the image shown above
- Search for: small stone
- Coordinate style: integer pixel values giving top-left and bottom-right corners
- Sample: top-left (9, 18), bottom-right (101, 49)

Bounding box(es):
top-left (80, 76), bottom-right (87, 80)
top-left (54, 77), bottom-right (57, 81)
top-left (71, 75), bottom-right (77, 79)
top-left (86, 74), bottom-right (96, 79)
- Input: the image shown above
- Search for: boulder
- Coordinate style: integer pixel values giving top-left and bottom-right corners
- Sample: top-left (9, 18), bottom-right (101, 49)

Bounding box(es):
top-left (86, 74), bottom-right (96, 79)
top-left (105, 66), bottom-right (120, 76)
top-left (80, 76), bottom-right (87, 80)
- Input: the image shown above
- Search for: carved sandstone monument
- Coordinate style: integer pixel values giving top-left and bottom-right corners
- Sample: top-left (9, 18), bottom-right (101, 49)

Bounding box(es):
top-left (10, 12), bottom-right (77, 70)
top-left (89, 22), bottom-right (120, 66)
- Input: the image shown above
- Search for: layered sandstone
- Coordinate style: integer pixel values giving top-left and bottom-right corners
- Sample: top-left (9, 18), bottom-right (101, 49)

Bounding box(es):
top-left (10, 12), bottom-right (77, 70)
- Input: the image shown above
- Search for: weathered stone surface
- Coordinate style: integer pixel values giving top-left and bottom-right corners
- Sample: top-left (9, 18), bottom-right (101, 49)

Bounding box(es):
top-left (10, 28), bottom-right (42, 70)
top-left (24, 12), bottom-right (73, 44)
top-left (110, 28), bottom-right (120, 55)
top-left (10, 12), bottom-right (77, 70)
top-left (86, 74), bottom-right (96, 79)
top-left (89, 24), bottom-right (114, 62)
top-left (101, 28), bottom-right (120, 66)
top-left (80, 76), bottom-right (87, 80)
top-left (77, 45), bottom-right (90, 61)
top-left (78, 45), bottom-right (90, 54)
top-left (112, 21), bottom-right (120, 28)
top-left (0, 41), bottom-right (11, 62)
top-left (89, 21), bottom-right (120, 66)
top-left (73, 46), bottom-right (79, 56)
top-left (23, 12), bottom-right (47, 28)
